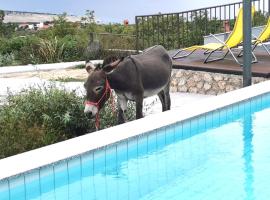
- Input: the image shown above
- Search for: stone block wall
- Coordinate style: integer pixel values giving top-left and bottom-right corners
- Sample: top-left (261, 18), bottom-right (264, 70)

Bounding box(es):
top-left (170, 69), bottom-right (267, 95)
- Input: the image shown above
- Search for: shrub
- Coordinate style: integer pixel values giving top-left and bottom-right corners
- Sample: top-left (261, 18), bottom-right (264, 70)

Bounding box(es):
top-left (60, 34), bottom-right (88, 62)
top-left (52, 13), bottom-right (78, 38)
top-left (0, 37), bottom-right (9, 54)
top-left (98, 95), bottom-right (136, 129)
top-left (0, 85), bottom-right (94, 158)
top-left (37, 37), bottom-right (65, 63)
top-left (0, 85), bottom-right (136, 158)
top-left (16, 36), bottom-right (40, 64)
top-left (0, 53), bottom-right (15, 66)
top-left (8, 37), bottom-right (27, 52)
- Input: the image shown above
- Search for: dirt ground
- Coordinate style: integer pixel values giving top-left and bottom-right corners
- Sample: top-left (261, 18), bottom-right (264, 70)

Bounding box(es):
top-left (1, 68), bottom-right (88, 80)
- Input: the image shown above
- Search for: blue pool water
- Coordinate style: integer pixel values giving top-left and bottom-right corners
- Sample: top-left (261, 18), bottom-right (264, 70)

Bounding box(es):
top-left (1, 94), bottom-right (270, 200)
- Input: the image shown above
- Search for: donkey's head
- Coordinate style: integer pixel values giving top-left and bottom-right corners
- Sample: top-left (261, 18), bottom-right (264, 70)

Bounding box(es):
top-left (83, 57), bottom-right (122, 118)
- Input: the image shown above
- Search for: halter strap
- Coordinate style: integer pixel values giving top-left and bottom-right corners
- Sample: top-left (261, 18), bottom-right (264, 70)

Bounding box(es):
top-left (84, 79), bottom-right (111, 109)
top-left (85, 79), bottom-right (111, 130)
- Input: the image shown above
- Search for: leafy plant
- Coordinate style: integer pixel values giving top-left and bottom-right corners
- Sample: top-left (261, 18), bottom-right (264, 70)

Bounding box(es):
top-left (38, 37), bottom-right (65, 63)
top-left (99, 95), bottom-right (136, 129)
top-left (52, 12), bottom-right (78, 38)
top-left (60, 34), bottom-right (88, 61)
top-left (0, 85), bottom-right (94, 158)
top-left (0, 53), bottom-right (15, 66)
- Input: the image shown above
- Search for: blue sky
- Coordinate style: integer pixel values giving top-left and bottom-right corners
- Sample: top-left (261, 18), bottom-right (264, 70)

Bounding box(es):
top-left (0, 0), bottom-right (240, 23)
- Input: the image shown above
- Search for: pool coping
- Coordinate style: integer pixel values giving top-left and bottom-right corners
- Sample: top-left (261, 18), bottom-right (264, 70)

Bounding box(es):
top-left (1, 80), bottom-right (270, 181)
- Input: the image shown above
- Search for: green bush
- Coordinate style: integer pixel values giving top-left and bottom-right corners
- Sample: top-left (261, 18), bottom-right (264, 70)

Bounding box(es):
top-left (8, 37), bottom-right (27, 52)
top-left (98, 95), bottom-right (136, 129)
top-left (37, 37), bottom-right (65, 63)
top-left (0, 85), bottom-right (94, 158)
top-left (60, 34), bottom-right (88, 61)
top-left (0, 53), bottom-right (15, 66)
top-left (0, 85), bottom-right (136, 158)
top-left (0, 37), bottom-right (9, 54)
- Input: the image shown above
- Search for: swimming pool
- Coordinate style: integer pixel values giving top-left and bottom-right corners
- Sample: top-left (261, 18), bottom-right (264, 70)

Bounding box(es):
top-left (1, 81), bottom-right (270, 200)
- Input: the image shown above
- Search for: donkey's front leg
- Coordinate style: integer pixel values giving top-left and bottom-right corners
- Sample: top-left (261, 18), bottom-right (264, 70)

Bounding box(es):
top-left (135, 94), bottom-right (143, 119)
top-left (117, 109), bottom-right (125, 124)
top-left (117, 94), bottom-right (128, 124)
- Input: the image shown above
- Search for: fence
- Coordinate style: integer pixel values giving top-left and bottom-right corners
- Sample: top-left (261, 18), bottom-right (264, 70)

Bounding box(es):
top-left (135, 0), bottom-right (270, 51)
top-left (94, 32), bottom-right (136, 51)
top-left (85, 32), bottom-right (137, 60)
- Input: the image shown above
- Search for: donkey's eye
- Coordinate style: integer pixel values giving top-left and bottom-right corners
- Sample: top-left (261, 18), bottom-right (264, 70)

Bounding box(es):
top-left (94, 86), bottom-right (103, 93)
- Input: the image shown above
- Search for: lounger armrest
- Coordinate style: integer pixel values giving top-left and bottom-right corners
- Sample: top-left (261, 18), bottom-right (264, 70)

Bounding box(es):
top-left (252, 34), bottom-right (262, 43)
top-left (209, 33), bottom-right (229, 49)
top-left (209, 33), bottom-right (227, 45)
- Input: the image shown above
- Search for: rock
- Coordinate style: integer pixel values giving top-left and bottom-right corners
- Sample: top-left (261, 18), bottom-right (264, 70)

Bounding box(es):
top-left (213, 74), bottom-right (223, 81)
top-left (212, 83), bottom-right (220, 94)
top-left (229, 78), bottom-right (241, 86)
top-left (206, 90), bottom-right (217, 95)
top-left (252, 77), bottom-right (265, 84)
top-left (187, 78), bottom-right (196, 88)
top-left (171, 79), bottom-right (178, 86)
top-left (203, 73), bottom-right (212, 82)
top-left (175, 71), bottom-right (183, 78)
top-left (193, 74), bottom-right (201, 82)
top-left (217, 91), bottom-right (225, 95)
top-left (178, 85), bottom-right (188, 92)
top-left (217, 81), bottom-right (226, 90)
top-left (189, 87), bottom-right (198, 93)
top-left (198, 90), bottom-right (206, 94)
top-left (197, 81), bottom-right (204, 89)
top-left (203, 83), bottom-right (211, 91)
top-left (225, 85), bottom-right (234, 92)
top-left (178, 78), bottom-right (187, 86)
top-left (170, 87), bottom-right (177, 93)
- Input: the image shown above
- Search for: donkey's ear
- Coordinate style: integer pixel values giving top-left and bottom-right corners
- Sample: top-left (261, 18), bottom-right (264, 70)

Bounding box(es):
top-left (102, 58), bottom-right (123, 74)
top-left (85, 61), bottom-right (95, 74)
top-left (111, 58), bottom-right (124, 67)
top-left (102, 64), bottom-right (115, 73)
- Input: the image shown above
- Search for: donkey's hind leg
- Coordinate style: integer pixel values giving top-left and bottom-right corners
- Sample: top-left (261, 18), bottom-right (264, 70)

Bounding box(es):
top-left (158, 83), bottom-right (170, 112)
top-left (164, 83), bottom-right (171, 110)
top-left (158, 90), bottom-right (166, 112)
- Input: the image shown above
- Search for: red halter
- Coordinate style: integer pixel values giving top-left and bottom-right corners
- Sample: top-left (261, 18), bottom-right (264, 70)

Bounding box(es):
top-left (85, 79), bottom-right (111, 109)
top-left (84, 79), bottom-right (112, 129)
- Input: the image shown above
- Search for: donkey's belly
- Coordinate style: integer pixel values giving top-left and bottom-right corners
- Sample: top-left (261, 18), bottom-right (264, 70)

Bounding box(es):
top-left (143, 86), bottom-right (165, 98)
top-left (123, 86), bottom-right (165, 100)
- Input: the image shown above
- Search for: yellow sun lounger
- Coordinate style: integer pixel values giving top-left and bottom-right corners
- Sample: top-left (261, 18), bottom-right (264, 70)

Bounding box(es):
top-left (172, 6), bottom-right (257, 65)
top-left (252, 17), bottom-right (270, 55)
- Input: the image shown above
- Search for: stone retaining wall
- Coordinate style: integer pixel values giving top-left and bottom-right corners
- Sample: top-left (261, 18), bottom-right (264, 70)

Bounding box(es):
top-left (170, 69), bottom-right (268, 95)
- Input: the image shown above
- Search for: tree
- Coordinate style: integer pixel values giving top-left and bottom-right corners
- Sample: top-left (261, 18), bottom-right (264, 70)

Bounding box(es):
top-left (81, 10), bottom-right (95, 24)
top-left (0, 10), bottom-right (4, 23)
top-left (52, 12), bottom-right (77, 37)
top-left (81, 10), bottom-right (96, 33)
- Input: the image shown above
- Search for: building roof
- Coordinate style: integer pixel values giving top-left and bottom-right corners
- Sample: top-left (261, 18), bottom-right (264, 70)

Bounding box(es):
top-left (3, 10), bottom-right (82, 23)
